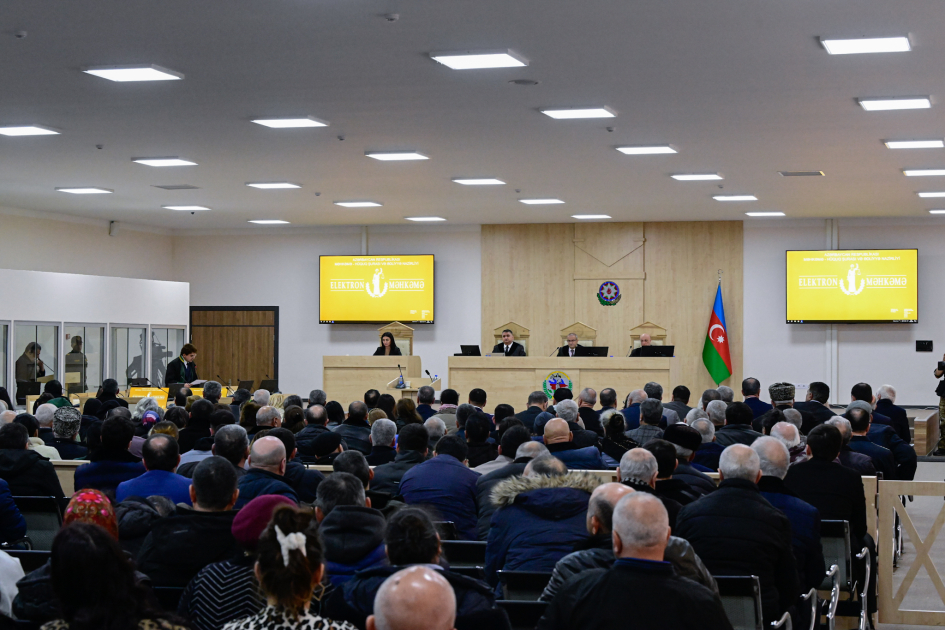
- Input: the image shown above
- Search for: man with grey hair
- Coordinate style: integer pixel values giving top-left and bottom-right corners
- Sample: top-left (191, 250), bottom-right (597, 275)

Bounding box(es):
top-left (576, 388), bottom-right (604, 435)
top-left (423, 416), bottom-right (446, 453)
top-left (625, 398), bottom-right (663, 445)
top-left (415, 385), bottom-right (436, 421)
top-left (201, 381), bottom-right (222, 404)
top-left (874, 384), bottom-right (911, 443)
top-left (685, 407), bottom-right (709, 425)
top-left (558, 332), bottom-right (589, 357)
top-left (691, 417), bottom-right (724, 471)
top-left (235, 436), bottom-right (298, 508)
top-left (367, 418), bottom-right (397, 466)
top-left (0, 411), bottom-right (15, 425)
top-left (308, 389), bottom-right (327, 408)
top-left (753, 436), bottom-right (826, 593)
top-left (705, 399), bottom-right (727, 429)
top-left (541, 482), bottom-right (717, 601)
top-left (252, 389), bottom-right (270, 406)
top-left (251, 405), bottom-right (281, 436)
top-left (770, 421), bottom-right (808, 465)
top-left (554, 399), bottom-right (580, 426)
top-left (34, 403), bottom-right (57, 436)
top-left (474, 439), bottom-right (548, 539)
top-left (827, 416), bottom-right (876, 475)
top-left (620, 389), bottom-right (648, 430)
top-left (676, 444), bottom-right (797, 624)
top-left (716, 385), bottom-right (734, 403)
top-left (618, 448), bottom-right (682, 528)
top-left (643, 382), bottom-right (680, 426)
top-left (700, 388), bottom-right (722, 410)
top-left (539, 492), bottom-right (732, 629)
top-left (366, 566), bottom-right (456, 630)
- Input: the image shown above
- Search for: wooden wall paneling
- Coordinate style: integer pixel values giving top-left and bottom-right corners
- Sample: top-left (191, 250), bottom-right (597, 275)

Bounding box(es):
top-left (191, 308), bottom-right (278, 389)
top-left (239, 327), bottom-right (274, 387)
top-left (642, 222), bottom-right (743, 393)
top-left (573, 279), bottom-right (644, 356)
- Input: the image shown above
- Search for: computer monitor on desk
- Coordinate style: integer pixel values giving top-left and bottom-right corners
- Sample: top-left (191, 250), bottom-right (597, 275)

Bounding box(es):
top-left (459, 345), bottom-right (481, 357)
top-left (639, 345), bottom-right (675, 358)
top-left (585, 346), bottom-right (609, 357)
top-left (237, 380), bottom-right (254, 392)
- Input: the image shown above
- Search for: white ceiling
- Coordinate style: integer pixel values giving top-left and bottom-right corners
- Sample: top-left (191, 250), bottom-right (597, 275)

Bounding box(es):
top-left (2, 0), bottom-right (945, 230)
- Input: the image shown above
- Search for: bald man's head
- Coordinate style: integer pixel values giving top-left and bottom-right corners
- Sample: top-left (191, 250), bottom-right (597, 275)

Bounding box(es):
top-left (0, 411), bottom-right (16, 425)
top-left (367, 566), bottom-right (456, 630)
top-left (587, 482), bottom-right (634, 535)
top-left (249, 436), bottom-right (287, 475)
top-left (543, 418), bottom-right (572, 445)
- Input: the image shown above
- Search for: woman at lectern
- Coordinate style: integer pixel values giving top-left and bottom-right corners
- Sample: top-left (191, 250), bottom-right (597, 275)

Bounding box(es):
top-left (373, 332), bottom-right (402, 356)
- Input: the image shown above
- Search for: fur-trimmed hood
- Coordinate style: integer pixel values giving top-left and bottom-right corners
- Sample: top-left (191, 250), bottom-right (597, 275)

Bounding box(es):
top-left (491, 471), bottom-right (601, 509)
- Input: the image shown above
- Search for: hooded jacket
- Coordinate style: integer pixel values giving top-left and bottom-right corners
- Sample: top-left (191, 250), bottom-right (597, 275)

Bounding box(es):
top-left (485, 471), bottom-right (599, 586)
top-left (0, 449), bottom-right (64, 499)
top-left (331, 421), bottom-right (372, 455)
top-left (545, 442), bottom-right (605, 470)
top-left (116, 496), bottom-right (174, 556)
top-left (319, 505), bottom-right (388, 586)
top-left (367, 450), bottom-right (426, 495)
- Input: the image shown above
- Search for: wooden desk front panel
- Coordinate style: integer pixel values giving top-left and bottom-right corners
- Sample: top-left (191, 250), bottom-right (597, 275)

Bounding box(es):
top-left (448, 356), bottom-right (671, 408)
top-left (323, 356), bottom-right (421, 408)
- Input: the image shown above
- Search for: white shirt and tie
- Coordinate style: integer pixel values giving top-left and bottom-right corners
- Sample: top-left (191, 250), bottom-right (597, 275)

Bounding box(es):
top-left (504, 344), bottom-right (512, 355)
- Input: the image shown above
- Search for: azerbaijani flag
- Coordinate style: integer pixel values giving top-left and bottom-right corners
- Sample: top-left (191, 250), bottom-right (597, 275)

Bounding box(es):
top-left (702, 284), bottom-right (733, 385)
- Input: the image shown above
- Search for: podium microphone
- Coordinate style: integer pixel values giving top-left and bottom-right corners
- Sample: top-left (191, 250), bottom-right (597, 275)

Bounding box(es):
top-left (396, 364), bottom-right (406, 389)
top-left (550, 346), bottom-right (561, 357)
top-left (144, 378), bottom-right (169, 396)
top-left (425, 369), bottom-right (435, 383)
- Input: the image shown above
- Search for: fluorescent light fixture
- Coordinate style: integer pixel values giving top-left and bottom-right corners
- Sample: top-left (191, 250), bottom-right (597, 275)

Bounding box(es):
top-left (541, 107), bottom-right (616, 119)
top-left (251, 117), bottom-right (328, 128)
top-left (572, 214), bottom-right (611, 220)
top-left (82, 65), bottom-right (183, 82)
top-left (334, 201), bottom-right (382, 208)
top-left (56, 187), bottom-right (112, 194)
top-left (452, 178), bottom-right (505, 185)
top-left (929, 210), bottom-right (945, 214)
top-left (0, 125), bottom-right (59, 136)
top-left (858, 97), bottom-right (931, 111)
top-left (365, 151), bottom-right (428, 161)
top-left (885, 139), bottom-right (944, 149)
top-left (405, 216), bottom-right (446, 222)
top-left (249, 220), bottom-right (290, 224)
top-left (671, 173), bottom-right (723, 181)
top-left (519, 198), bottom-right (564, 205)
top-left (246, 182), bottom-right (301, 189)
top-left (904, 169), bottom-right (945, 176)
top-left (616, 145), bottom-right (676, 155)
top-left (163, 205), bottom-right (209, 211)
top-left (821, 36), bottom-right (911, 55)
top-left (918, 191), bottom-right (945, 197)
top-left (779, 171), bottom-right (824, 177)
top-left (745, 212), bottom-right (786, 217)
top-left (714, 195), bottom-right (757, 201)
top-left (429, 50), bottom-right (527, 70)
top-left (132, 157), bottom-right (196, 167)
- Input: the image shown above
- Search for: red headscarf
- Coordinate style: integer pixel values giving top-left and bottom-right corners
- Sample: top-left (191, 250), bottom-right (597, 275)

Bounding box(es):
top-left (63, 489), bottom-right (119, 539)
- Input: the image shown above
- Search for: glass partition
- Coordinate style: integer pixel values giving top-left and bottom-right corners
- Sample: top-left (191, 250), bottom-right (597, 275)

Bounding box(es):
top-left (151, 328), bottom-right (186, 388)
top-left (0, 323), bottom-right (8, 399)
top-left (13, 323), bottom-right (59, 405)
top-left (64, 325), bottom-right (105, 395)
top-left (111, 326), bottom-right (147, 390)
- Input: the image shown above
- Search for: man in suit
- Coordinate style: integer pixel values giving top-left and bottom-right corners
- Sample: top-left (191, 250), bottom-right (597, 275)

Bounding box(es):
top-left (628, 333), bottom-right (652, 357)
top-left (741, 377), bottom-right (773, 419)
top-left (492, 329), bottom-right (526, 357)
top-left (845, 408), bottom-right (896, 479)
top-left (873, 384), bottom-right (912, 444)
top-left (663, 385), bottom-right (692, 420)
top-left (794, 381), bottom-right (835, 434)
top-left (847, 400), bottom-right (917, 480)
top-left (850, 382), bottom-right (904, 437)
top-left (621, 389), bottom-right (648, 431)
top-left (557, 333), bottom-right (590, 357)
top-left (514, 391), bottom-right (548, 434)
top-left (576, 388), bottom-right (603, 435)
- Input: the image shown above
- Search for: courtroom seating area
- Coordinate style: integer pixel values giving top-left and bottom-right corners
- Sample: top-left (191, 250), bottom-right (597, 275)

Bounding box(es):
top-left (0, 375), bottom-right (922, 629)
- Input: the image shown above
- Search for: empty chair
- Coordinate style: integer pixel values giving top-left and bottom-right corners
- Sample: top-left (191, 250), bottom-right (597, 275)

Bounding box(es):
top-left (819, 519), bottom-right (869, 629)
top-left (12, 497), bottom-right (62, 552)
top-left (497, 570), bottom-right (553, 601)
top-left (716, 576), bottom-right (791, 630)
top-left (441, 539), bottom-right (487, 579)
top-left (497, 600), bottom-right (548, 630)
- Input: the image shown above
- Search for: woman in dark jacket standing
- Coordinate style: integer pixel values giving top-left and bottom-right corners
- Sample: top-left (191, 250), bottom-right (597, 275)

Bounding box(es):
top-left (372, 333), bottom-right (402, 356)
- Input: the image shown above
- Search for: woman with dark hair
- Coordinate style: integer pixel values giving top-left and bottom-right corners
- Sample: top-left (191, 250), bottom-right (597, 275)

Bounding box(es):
top-left (163, 406), bottom-right (190, 430)
top-left (239, 402), bottom-right (261, 431)
top-left (178, 399), bottom-right (214, 454)
top-left (324, 402), bottom-right (345, 427)
top-left (283, 406), bottom-right (305, 434)
top-left (222, 506), bottom-right (356, 630)
top-left (375, 395), bottom-right (396, 422)
top-left (372, 332), bottom-right (401, 356)
top-left (43, 521), bottom-right (187, 630)
top-left (599, 408), bottom-right (639, 467)
top-left (324, 507), bottom-right (506, 630)
top-left (393, 399), bottom-right (422, 432)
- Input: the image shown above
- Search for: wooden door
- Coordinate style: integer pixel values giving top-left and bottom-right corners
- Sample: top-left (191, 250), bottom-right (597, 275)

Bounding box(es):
top-left (190, 308), bottom-right (278, 391)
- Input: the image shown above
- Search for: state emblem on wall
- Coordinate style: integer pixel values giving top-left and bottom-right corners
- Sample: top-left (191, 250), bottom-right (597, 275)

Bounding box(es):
top-left (597, 281), bottom-right (621, 306)
top-left (543, 371), bottom-right (574, 399)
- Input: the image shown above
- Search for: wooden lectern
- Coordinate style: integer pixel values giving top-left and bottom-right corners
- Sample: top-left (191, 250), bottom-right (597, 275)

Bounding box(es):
top-left (386, 375), bottom-right (442, 402)
top-left (378, 322), bottom-right (414, 356)
top-left (492, 322), bottom-right (530, 355)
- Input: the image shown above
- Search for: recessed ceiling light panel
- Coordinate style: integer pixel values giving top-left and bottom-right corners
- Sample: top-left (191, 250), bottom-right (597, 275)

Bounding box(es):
top-left (918, 191), bottom-right (945, 197)
top-left (904, 169), bottom-right (945, 177)
top-left (405, 216), bottom-right (446, 222)
top-left (152, 184), bottom-right (200, 190)
top-left (745, 212), bottom-right (786, 217)
top-left (671, 173), bottom-right (723, 181)
top-left (452, 178), bottom-right (505, 185)
top-left (519, 198), bottom-right (564, 205)
top-left (778, 171), bottom-right (824, 177)
top-left (885, 140), bottom-right (944, 149)
top-left (929, 210), bottom-right (945, 214)
top-left (365, 151), bottom-right (428, 161)
top-left (616, 145), bottom-right (676, 155)
top-left (251, 117), bottom-right (328, 128)
top-left (56, 187), bottom-right (113, 194)
top-left (714, 195), bottom-right (757, 201)
top-left (572, 214), bottom-right (611, 220)
top-left (429, 50), bottom-right (527, 70)
top-left (541, 107), bottom-right (616, 119)
top-left (249, 219), bottom-right (290, 224)
top-left (334, 201), bottom-right (382, 208)
top-left (246, 182), bottom-right (301, 189)
top-left (82, 65), bottom-right (183, 82)
top-left (163, 205), bottom-right (210, 211)
top-left (821, 36), bottom-right (911, 55)
top-left (132, 157), bottom-right (197, 167)
top-left (0, 125), bottom-right (60, 136)
top-left (858, 97), bottom-right (931, 111)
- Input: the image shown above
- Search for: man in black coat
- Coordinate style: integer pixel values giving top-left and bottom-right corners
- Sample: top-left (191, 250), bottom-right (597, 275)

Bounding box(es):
top-left (331, 401), bottom-right (372, 455)
top-left (234, 437), bottom-right (299, 508)
top-left (874, 385), bottom-right (912, 444)
top-left (675, 444), bottom-right (798, 624)
top-left (556, 333), bottom-right (590, 357)
top-left (475, 441), bottom-right (547, 539)
top-left (491, 329), bottom-right (526, 356)
top-left (538, 492), bottom-right (733, 630)
top-left (295, 405), bottom-right (333, 457)
top-left (663, 424), bottom-right (717, 496)
top-left (793, 381), bottom-right (836, 434)
top-left (845, 408), bottom-right (897, 479)
top-left (0, 423), bottom-right (64, 499)
top-left (514, 391), bottom-right (548, 434)
top-left (370, 424), bottom-right (429, 495)
top-left (715, 402), bottom-right (764, 447)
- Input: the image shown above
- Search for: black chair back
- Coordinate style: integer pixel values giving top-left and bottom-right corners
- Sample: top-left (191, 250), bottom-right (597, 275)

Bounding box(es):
top-left (12, 497), bottom-right (63, 552)
top-left (715, 575), bottom-right (764, 630)
top-left (497, 570), bottom-right (553, 601)
top-left (496, 600), bottom-right (548, 630)
top-left (433, 521), bottom-right (458, 541)
top-left (819, 520), bottom-right (853, 591)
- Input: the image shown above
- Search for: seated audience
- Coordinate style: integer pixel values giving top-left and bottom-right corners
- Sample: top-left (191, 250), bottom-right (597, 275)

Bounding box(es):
top-left (770, 421), bottom-right (809, 465)
top-left (114, 494), bottom-right (176, 557)
top-left (415, 386), bottom-right (437, 421)
top-left (541, 482), bottom-right (716, 601)
top-left (47, 407), bottom-right (88, 459)
top-left (252, 389), bottom-right (270, 407)
top-left (177, 410), bottom-right (241, 475)
top-left (228, 388), bottom-right (250, 421)
top-left (485, 455), bottom-right (597, 586)
top-left (700, 387), bottom-right (722, 410)
top-left (845, 408), bottom-right (896, 478)
top-left (543, 418), bottom-right (605, 469)
top-left (75, 416), bottom-right (146, 496)
top-left (554, 399), bottom-right (598, 447)
top-left (366, 566), bottom-right (455, 630)
top-left (538, 492), bottom-right (732, 630)
top-left (742, 377), bottom-right (773, 418)
top-left (715, 401), bottom-right (764, 447)
top-left (515, 391), bottom-right (549, 434)
top-left (315, 472), bottom-right (387, 586)
top-left (473, 423), bottom-right (529, 475)
top-left (847, 400), bottom-right (917, 480)
top-left (163, 405), bottom-right (189, 430)
top-left (399, 435), bottom-right (479, 540)
top-left (620, 389), bottom-right (647, 430)
top-left (663, 385), bottom-right (692, 420)
top-left (239, 401), bottom-right (260, 431)
top-left (705, 399), bottom-right (727, 429)
top-left (663, 424), bottom-right (716, 495)
top-left (423, 417), bottom-right (446, 453)
top-left (116, 434), bottom-right (192, 504)
top-left (826, 417), bottom-right (876, 475)
top-left (326, 508), bottom-right (508, 630)
top-left (137, 456), bottom-right (241, 587)
top-left (475, 440), bottom-right (548, 540)
top-left (281, 405), bottom-right (305, 433)
top-left (643, 382), bottom-right (680, 426)
top-left (453, 403), bottom-right (476, 439)
top-left (625, 398), bottom-right (664, 445)
top-left (181, 424), bottom-right (250, 480)
top-left (0, 478), bottom-right (24, 546)
top-left (371, 424), bottom-right (429, 495)
top-left (752, 437), bottom-right (825, 594)
top-left (14, 413), bottom-right (62, 460)
top-left (296, 405), bottom-right (331, 458)
top-left (430, 389), bottom-right (460, 434)
top-left (363, 389), bottom-right (380, 411)
top-left (464, 413), bottom-right (498, 468)
top-left (598, 409), bottom-right (638, 467)
top-left (178, 399), bottom-right (215, 453)
top-left (874, 384), bottom-right (911, 443)
top-left (675, 444), bottom-right (797, 624)
top-left (326, 400), bottom-right (347, 426)
top-left (250, 405), bottom-right (282, 437)
top-left (35, 403), bottom-right (57, 442)
top-left (0, 423), bottom-right (65, 498)
top-left (150, 420), bottom-right (180, 440)
top-left (691, 417), bottom-right (724, 470)
top-left (793, 381), bottom-right (834, 433)
top-left (333, 401), bottom-right (373, 454)
top-left (576, 387), bottom-right (604, 435)
top-left (716, 385), bottom-right (734, 403)
top-left (266, 427), bottom-right (325, 503)
top-left (235, 436), bottom-right (299, 508)
top-left (645, 439), bottom-right (700, 505)
top-left (618, 448), bottom-right (682, 528)
top-left (222, 504), bottom-right (357, 630)
top-left (393, 399), bottom-right (423, 433)
top-left (366, 418), bottom-right (398, 466)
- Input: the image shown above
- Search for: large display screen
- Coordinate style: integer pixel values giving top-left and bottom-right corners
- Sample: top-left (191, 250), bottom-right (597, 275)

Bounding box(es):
top-left (320, 255), bottom-right (434, 324)
top-left (786, 249), bottom-right (918, 323)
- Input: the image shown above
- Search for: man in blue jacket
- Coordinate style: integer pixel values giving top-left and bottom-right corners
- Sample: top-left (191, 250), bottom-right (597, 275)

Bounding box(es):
top-left (74, 416), bottom-right (145, 497)
top-left (543, 419), bottom-right (605, 470)
top-left (399, 434), bottom-right (480, 540)
top-left (234, 436), bottom-right (299, 508)
top-left (848, 400), bottom-right (917, 480)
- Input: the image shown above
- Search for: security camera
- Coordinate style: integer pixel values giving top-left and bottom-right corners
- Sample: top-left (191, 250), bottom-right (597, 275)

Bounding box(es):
top-left (96, 144), bottom-right (104, 150)
top-left (606, 126), bottom-right (615, 132)
top-left (383, 13), bottom-right (399, 21)
top-left (14, 31), bottom-right (26, 39)
top-left (338, 135), bottom-right (345, 141)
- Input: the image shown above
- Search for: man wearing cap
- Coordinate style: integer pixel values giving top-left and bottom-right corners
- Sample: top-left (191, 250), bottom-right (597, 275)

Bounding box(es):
top-left (664, 424), bottom-right (716, 495)
top-left (768, 382), bottom-right (816, 430)
top-left (48, 407), bottom-right (89, 459)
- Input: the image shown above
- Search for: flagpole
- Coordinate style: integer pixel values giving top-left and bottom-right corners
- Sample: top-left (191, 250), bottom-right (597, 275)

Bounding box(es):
top-left (718, 269), bottom-right (722, 285)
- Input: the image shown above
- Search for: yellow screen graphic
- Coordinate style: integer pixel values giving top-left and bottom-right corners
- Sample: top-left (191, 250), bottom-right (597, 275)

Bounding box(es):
top-left (786, 249), bottom-right (918, 323)
top-left (320, 255), bottom-right (434, 323)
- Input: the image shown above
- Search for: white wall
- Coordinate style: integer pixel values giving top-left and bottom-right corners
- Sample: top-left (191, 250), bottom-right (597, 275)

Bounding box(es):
top-left (744, 218), bottom-right (945, 406)
top-left (174, 224), bottom-right (481, 394)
